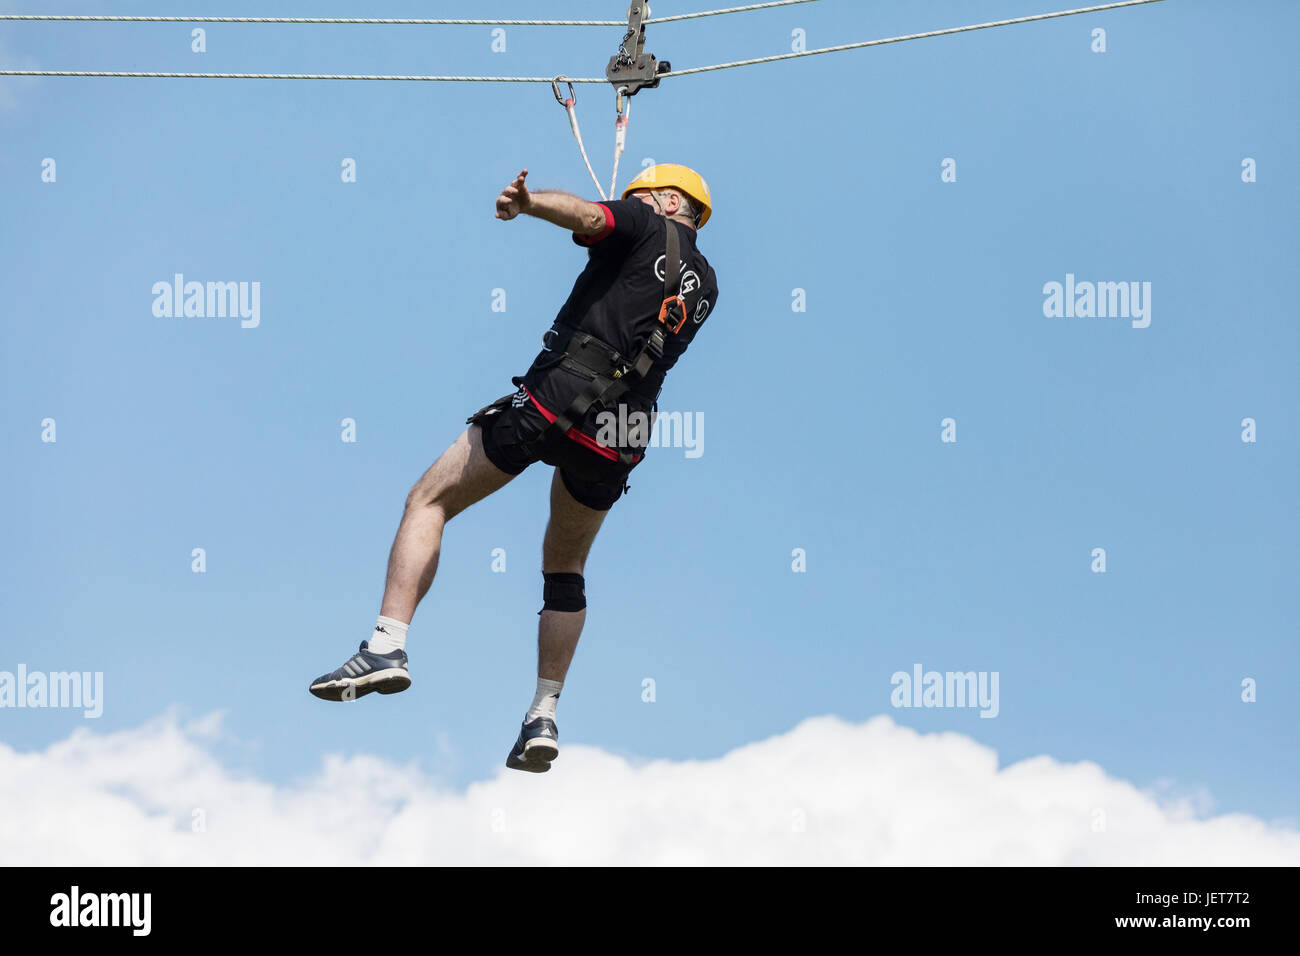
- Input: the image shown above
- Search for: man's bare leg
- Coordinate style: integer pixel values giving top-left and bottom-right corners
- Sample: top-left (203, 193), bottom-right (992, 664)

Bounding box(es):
top-left (507, 468), bottom-right (609, 770)
top-left (537, 469), bottom-right (609, 681)
top-left (310, 425), bottom-right (513, 701)
top-left (380, 425), bottom-right (515, 623)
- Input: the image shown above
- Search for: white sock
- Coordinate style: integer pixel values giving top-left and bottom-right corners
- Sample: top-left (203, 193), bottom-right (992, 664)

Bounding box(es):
top-left (525, 678), bottom-right (563, 722)
top-left (367, 615), bottom-right (409, 655)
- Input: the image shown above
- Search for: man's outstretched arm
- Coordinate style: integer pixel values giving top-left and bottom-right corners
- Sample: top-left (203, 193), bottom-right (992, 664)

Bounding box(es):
top-left (495, 169), bottom-right (607, 236)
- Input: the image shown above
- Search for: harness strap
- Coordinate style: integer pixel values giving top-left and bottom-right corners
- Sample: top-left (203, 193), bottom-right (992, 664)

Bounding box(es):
top-left (658, 222), bottom-right (688, 332)
top-left (664, 221), bottom-right (681, 298)
top-left (547, 327), bottom-right (664, 467)
top-left (544, 219), bottom-right (683, 466)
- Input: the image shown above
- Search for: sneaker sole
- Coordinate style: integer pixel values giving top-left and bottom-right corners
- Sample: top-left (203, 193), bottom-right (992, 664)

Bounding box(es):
top-left (506, 738), bottom-right (559, 773)
top-left (506, 755), bottom-right (550, 773)
top-left (524, 737), bottom-right (559, 764)
top-left (309, 668), bottom-right (411, 702)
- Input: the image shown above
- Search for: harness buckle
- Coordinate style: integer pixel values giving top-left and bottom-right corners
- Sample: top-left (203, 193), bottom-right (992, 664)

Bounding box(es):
top-left (646, 327), bottom-right (666, 360)
top-left (657, 295), bottom-right (688, 334)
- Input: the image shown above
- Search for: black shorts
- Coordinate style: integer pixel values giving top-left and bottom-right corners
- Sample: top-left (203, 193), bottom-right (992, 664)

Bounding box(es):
top-left (467, 386), bottom-right (639, 511)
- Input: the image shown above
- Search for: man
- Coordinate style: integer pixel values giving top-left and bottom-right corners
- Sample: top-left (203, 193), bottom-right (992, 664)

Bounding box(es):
top-left (308, 164), bottom-right (719, 773)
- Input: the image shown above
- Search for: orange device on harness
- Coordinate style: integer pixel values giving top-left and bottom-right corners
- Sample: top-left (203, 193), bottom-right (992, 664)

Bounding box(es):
top-left (658, 295), bottom-right (687, 333)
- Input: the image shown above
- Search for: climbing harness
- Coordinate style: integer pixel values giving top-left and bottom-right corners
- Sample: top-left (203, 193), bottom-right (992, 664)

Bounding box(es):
top-left (539, 220), bottom-right (688, 465)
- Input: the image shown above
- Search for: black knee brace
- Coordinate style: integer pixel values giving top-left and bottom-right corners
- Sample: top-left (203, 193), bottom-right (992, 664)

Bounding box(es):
top-left (541, 572), bottom-right (586, 613)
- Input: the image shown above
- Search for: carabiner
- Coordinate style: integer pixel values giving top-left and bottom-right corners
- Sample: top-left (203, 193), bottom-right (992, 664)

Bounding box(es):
top-left (552, 74), bottom-right (576, 108)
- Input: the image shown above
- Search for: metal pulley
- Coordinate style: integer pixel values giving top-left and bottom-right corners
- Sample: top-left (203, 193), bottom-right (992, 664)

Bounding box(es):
top-left (605, 2), bottom-right (670, 100)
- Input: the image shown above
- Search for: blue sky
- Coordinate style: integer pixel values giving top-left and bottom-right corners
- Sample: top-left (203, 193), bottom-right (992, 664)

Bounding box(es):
top-left (2, 0), bottom-right (1297, 826)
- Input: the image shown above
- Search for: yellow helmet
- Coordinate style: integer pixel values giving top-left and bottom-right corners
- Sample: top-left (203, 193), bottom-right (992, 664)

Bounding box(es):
top-left (622, 163), bottom-right (712, 228)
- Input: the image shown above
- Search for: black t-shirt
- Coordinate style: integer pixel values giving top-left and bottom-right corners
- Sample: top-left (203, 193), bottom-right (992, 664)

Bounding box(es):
top-left (519, 198), bottom-right (719, 424)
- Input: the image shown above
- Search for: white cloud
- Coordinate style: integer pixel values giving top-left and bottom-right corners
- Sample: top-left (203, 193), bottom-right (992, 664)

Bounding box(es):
top-left (2, 712), bottom-right (1296, 865)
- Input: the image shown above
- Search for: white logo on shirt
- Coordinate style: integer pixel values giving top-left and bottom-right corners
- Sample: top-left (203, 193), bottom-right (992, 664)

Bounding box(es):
top-left (694, 298), bottom-right (711, 324)
top-left (653, 254), bottom-right (700, 295)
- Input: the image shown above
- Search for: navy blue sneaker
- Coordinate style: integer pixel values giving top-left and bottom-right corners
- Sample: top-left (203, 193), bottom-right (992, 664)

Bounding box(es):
top-left (506, 716), bottom-right (559, 772)
top-left (309, 641), bottom-right (410, 701)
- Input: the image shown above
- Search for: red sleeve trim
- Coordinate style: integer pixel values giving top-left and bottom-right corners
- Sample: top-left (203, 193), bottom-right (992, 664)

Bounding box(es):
top-left (573, 203), bottom-right (616, 246)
